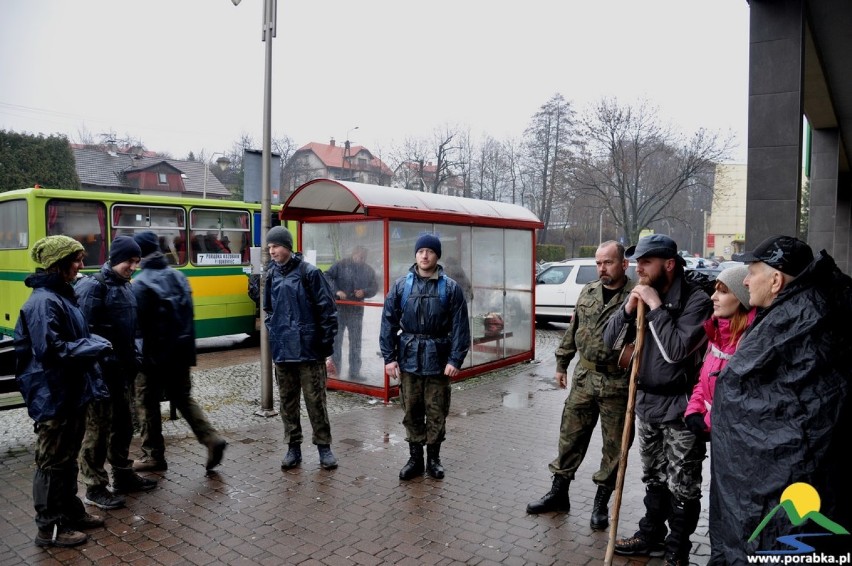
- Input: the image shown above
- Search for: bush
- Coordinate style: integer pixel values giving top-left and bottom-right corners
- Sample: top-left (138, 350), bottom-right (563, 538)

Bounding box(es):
top-left (577, 245), bottom-right (597, 258)
top-left (536, 244), bottom-right (566, 262)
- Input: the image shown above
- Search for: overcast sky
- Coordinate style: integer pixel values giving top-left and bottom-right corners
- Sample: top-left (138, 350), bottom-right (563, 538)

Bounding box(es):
top-left (1, 0), bottom-right (750, 163)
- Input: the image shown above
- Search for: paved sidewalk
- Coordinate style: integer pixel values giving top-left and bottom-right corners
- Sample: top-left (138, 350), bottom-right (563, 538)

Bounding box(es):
top-left (0, 333), bottom-right (711, 565)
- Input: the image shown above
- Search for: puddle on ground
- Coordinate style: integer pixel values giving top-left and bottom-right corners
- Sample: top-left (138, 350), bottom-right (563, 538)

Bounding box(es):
top-left (501, 390), bottom-right (532, 409)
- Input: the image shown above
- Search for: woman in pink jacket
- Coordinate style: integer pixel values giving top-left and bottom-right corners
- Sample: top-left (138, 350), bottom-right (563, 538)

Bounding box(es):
top-left (684, 265), bottom-right (756, 438)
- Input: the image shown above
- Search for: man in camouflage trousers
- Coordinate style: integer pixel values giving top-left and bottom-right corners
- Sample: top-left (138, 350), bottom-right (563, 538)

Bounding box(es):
top-left (264, 226), bottom-right (340, 471)
top-left (526, 241), bottom-right (635, 530)
top-left (603, 234), bottom-right (712, 566)
top-left (380, 233), bottom-right (470, 481)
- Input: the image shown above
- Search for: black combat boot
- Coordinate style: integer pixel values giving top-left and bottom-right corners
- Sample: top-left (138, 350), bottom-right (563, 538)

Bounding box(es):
top-left (526, 474), bottom-right (570, 514)
top-left (590, 485), bottom-right (613, 530)
top-left (281, 443), bottom-right (302, 469)
top-left (665, 497), bottom-right (701, 564)
top-left (399, 443), bottom-right (424, 480)
top-left (112, 466), bottom-right (157, 494)
top-left (425, 444), bottom-right (444, 479)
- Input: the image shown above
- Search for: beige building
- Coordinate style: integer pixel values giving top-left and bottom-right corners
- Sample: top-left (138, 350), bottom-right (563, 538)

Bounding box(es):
top-left (707, 163), bottom-right (747, 260)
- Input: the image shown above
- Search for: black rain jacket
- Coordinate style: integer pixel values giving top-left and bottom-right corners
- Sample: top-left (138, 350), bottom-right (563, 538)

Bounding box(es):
top-left (710, 251), bottom-right (852, 563)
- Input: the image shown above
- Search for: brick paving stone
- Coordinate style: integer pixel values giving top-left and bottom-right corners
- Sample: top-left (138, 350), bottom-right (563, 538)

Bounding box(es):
top-left (0, 326), bottom-right (715, 565)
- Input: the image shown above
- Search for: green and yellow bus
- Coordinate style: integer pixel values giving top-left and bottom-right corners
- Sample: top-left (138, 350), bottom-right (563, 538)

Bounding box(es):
top-left (0, 187), bottom-right (291, 340)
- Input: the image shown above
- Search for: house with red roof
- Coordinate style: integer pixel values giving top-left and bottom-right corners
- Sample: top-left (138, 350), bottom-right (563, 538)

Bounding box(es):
top-left (282, 138), bottom-right (393, 193)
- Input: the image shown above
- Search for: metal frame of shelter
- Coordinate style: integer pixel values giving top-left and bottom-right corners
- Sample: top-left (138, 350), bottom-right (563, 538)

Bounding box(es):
top-left (281, 178), bottom-right (544, 403)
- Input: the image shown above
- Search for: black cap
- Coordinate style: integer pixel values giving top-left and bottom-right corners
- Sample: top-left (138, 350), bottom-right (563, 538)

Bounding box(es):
top-left (625, 234), bottom-right (686, 265)
top-left (733, 235), bottom-right (813, 276)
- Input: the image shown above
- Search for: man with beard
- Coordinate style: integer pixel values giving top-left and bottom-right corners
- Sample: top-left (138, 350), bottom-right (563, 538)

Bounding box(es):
top-left (526, 241), bottom-right (635, 531)
top-left (603, 234), bottom-right (713, 566)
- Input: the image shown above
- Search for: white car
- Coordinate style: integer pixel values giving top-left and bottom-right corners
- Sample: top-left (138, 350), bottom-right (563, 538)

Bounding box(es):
top-left (535, 259), bottom-right (637, 324)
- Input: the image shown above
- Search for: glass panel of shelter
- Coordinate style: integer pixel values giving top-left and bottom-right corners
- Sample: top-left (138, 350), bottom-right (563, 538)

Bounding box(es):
top-left (302, 220), bottom-right (385, 385)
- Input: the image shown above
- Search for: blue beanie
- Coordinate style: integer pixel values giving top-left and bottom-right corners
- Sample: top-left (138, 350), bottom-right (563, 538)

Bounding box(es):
top-left (414, 233), bottom-right (441, 258)
top-left (134, 231), bottom-right (160, 257)
top-left (109, 235), bottom-right (142, 265)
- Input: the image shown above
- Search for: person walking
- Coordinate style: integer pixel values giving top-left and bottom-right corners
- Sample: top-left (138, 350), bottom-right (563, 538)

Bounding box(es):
top-left (324, 245), bottom-right (378, 381)
top-left (603, 234), bottom-right (713, 566)
top-left (131, 231), bottom-right (227, 473)
top-left (380, 233), bottom-right (470, 480)
top-left (711, 236), bottom-right (852, 563)
top-left (526, 241), bottom-right (635, 531)
top-left (264, 226), bottom-right (340, 470)
top-left (15, 235), bottom-right (113, 548)
top-left (76, 236), bottom-right (157, 511)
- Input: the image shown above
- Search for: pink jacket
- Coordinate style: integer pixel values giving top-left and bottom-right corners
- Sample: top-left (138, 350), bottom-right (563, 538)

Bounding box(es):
top-left (684, 309), bottom-right (757, 431)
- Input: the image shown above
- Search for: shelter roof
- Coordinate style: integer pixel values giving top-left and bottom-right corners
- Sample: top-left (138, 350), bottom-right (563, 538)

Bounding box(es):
top-left (282, 179), bottom-right (543, 229)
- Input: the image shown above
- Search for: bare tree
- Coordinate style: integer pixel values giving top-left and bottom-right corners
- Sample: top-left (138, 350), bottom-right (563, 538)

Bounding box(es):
top-left (473, 135), bottom-right (510, 201)
top-left (521, 93), bottom-right (578, 243)
top-left (572, 98), bottom-right (733, 246)
top-left (428, 126), bottom-right (463, 194)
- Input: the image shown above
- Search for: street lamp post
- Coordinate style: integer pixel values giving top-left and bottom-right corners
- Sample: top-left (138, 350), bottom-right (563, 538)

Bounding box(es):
top-left (233, 0), bottom-right (278, 417)
top-left (599, 209), bottom-right (605, 244)
top-left (202, 152), bottom-right (231, 199)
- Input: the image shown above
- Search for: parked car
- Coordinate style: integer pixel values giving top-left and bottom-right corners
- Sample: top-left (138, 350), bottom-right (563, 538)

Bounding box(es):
top-left (535, 259), bottom-right (637, 324)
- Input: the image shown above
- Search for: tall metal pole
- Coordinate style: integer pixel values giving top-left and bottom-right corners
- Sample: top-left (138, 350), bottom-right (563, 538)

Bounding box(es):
top-left (257, 0), bottom-right (277, 417)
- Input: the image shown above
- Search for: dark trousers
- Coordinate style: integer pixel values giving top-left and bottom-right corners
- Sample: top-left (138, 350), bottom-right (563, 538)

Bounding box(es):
top-left (33, 413), bottom-right (88, 530)
top-left (136, 367), bottom-right (219, 460)
top-left (399, 372), bottom-right (451, 446)
top-left (275, 361), bottom-right (332, 445)
top-left (79, 377), bottom-right (134, 488)
top-left (332, 305), bottom-right (364, 378)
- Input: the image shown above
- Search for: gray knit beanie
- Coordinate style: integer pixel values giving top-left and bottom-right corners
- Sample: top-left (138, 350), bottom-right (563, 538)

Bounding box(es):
top-left (715, 265), bottom-right (750, 309)
top-left (267, 226), bottom-right (293, 251)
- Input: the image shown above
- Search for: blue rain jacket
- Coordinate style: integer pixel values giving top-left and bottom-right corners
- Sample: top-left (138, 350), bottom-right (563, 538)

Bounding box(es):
top-left (14, 271), bottom-right (111, 422)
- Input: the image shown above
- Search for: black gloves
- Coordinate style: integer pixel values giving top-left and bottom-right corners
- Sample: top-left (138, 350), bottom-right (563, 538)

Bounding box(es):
top-left (685, 413), bottom-right (709, 441)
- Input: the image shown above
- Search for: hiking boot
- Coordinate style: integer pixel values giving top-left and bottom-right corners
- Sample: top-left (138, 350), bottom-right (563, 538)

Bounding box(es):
top-left (69, 512), bottom-right (104, 530)
top-left (83, 486), bottom-right (126, 510)
top-left (112, 466), bottom-right (157, 494)
top-left (318, 444), bottom-right (338, 470)
top-left (526, 474), bottom-right (570, 514)
top-left (281, 443), bottom-right (302, 469)
top-left (665, 553), bottom-right (691, 566)
top-left (206, 439), bottom-right (228, 470)
top-left (132, 456), bottom-right (168, 472)
top-left (35, 526), bottom-right (88, 548)
top-left (426, 444), bottom-right (444, 479)
top-left (613, 534), bottom-right (666, 557)
top-left (399, 443), bottom-right (424, 481)
top-left (590, 485), bottom-right (613, 530)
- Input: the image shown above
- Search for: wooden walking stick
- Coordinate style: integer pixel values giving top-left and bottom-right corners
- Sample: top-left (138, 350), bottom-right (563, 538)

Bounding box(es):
top-left (604, 300), bottom-right (646, 566)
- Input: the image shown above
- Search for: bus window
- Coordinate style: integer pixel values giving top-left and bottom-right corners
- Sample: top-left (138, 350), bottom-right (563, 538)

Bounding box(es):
top-left (111, 204), bottom-right (187, 265)
top-left (189, 208), bottom-right (250, 265)
top-left (46, 199), bottom-right (107, 267)
top-left (0, 199), bottom-right (28, 249)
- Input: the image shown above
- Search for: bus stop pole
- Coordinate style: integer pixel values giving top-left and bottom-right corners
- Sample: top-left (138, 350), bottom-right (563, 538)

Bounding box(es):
top-left (256, 0), bottom-right (278, 418)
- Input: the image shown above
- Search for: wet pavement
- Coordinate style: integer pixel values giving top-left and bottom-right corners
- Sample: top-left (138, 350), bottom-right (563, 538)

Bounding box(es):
top-left (0, 326), bottom-right (711, 565)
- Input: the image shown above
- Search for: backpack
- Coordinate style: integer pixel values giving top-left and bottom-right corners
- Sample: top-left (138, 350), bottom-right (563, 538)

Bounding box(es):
top-left (683, 269), bottom-right (717, 298)
top-left (400, 271), bottom-right (448, 310)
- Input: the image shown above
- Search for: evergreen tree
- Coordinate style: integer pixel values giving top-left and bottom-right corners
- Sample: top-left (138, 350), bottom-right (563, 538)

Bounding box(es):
top-left (0, 130), bottom-right (80, 192)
